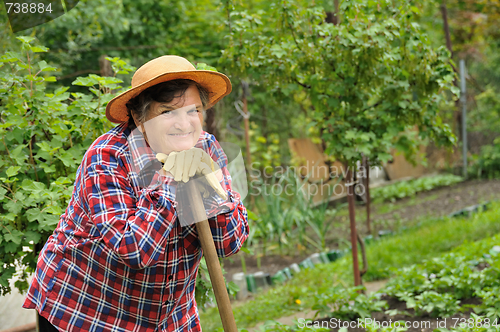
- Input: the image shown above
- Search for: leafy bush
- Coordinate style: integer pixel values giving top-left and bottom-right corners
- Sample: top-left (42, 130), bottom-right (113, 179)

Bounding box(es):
top-left (200, 204), bottom-right (500, 331)
top-left (248, 169), bottom-right (337, 256)
top-left (371, 174), bottom-right (463, 203)
top-left (312, 285), bottom-right (387, 321)
top-left (469, 137), bottom-right (500, 179)
top-left (383, 233), bottom-right (500, 319)
top-left (0, 38), bottom-right (238, 311)
top-left (0, 37), bottom-right (130, 295)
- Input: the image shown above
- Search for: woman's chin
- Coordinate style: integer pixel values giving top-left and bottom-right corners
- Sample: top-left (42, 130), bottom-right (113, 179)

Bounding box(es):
top-left (169, 141), bottom-right (196, 152)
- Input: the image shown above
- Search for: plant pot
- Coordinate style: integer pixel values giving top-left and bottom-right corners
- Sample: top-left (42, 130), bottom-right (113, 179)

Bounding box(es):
top-left (246, 274), bottom-right (256, 293)
top-left (232, 272), bottom-right (248, 300)
top-left (309, 253), bottom-right (322, 265)
top-left (298, 258), bottom-right (314, 269)
top-left (319, 252), bottom-right (330, 264)
top-left (378, 230), bottom-right (393, 237)
top-left (253, 271), bottom-right (270, 290)
top-left (327, 249), bottom-right (341, 262)
top-left (289, 263), bottom-right (300, 274)
top-left (282, 267), bottom-right (292, 279)
top-left (271, 270), bottom-right (286, 285)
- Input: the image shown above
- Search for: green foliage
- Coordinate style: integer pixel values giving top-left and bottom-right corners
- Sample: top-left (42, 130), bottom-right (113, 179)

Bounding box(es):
top-left (435, 312), bottom-right (500, 332)
top-left (221, 0), bottom-right (457, 168)
top-left (249, 125), bottom-right (281, 171)
top-left (469, 137), bottom-right (500, 180)
top-left (201, 203), bottom-right (500, 331)
top-left (371, 174), bottom-right (464, 203)
top-left (240, 320), bottom-right (330, 332)
top-left (0, 37), bottom-right (128, 295)
top-left (312, 285), bottom-right (387, 321)
top-left (384, 233), bottom-right (500, 319)
top-left (0, 38), bottom-right (239, 309)
top-left (195, 257), bottom-right (239, 311)
top-left (362, 322), bottom-right (409, 332)
top-left (2, 0), bottom-right (227, 82)
top-left (248, 169), bottom-right (336, 256)
top-left (362, 203), bottom-right (500, 281)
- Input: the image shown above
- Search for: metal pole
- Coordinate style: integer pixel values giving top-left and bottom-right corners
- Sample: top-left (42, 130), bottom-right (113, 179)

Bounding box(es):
top-left (460, 59), bottom-right (467, 178)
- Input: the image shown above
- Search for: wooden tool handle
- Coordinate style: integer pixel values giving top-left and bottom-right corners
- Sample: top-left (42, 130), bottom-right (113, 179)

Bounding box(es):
top-left (186, 180), bottom-right (237, 332)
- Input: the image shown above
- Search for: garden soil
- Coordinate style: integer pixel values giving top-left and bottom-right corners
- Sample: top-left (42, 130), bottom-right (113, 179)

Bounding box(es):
top-left (223, 178), bottom-right (500, 277)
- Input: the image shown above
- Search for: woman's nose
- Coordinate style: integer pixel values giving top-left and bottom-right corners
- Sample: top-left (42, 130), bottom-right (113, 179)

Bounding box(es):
top-left (173, 112), bottom-right (197, 130)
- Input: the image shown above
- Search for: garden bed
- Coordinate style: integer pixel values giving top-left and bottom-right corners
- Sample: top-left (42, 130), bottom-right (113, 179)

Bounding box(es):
top-left (223, 178), bottom-right (500, 278)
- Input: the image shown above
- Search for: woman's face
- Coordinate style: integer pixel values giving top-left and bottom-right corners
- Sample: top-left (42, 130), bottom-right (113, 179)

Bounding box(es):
top-left (137, 85), bottom-right (204, 155)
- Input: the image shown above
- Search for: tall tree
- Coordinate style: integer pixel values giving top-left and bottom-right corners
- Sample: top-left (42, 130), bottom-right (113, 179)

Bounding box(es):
top-left (221, 0), bottom-right (457, 285)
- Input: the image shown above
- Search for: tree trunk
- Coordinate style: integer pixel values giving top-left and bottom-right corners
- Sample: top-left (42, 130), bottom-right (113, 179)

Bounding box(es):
top-left (365, 156), bottom-right (371, 234)
top-left (440, 0), bottom-right (453, 57)
top-left (441, 0), bottom-right (462, 143)
top-left (347, 165), bottom-right (361, 287)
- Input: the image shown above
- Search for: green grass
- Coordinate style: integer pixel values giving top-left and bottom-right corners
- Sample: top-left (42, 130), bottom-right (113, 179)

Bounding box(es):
top-left (199, 201), bottom-right (500, 331)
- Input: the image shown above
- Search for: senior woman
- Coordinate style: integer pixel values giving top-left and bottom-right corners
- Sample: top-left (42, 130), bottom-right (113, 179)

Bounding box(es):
top-left (23, 55), bottom-right (249, 332)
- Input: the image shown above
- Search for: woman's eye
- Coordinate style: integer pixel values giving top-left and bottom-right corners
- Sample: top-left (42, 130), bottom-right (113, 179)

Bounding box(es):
top-left (188, 109), bottom-right (200, 114)
top-left (161, 110), bottom-right (172, 115)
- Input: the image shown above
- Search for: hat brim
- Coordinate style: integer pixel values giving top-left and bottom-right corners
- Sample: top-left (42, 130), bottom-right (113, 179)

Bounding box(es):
top-left (106, 70), bottom-right (232, 123)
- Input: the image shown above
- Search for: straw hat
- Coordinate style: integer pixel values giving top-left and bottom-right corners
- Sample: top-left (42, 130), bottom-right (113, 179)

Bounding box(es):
top-left (105, 55), bottom-right (232, 123)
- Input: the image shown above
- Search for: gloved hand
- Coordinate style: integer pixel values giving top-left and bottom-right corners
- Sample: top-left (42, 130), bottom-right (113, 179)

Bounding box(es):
top-left (156, 148), bottom-right (227, 200)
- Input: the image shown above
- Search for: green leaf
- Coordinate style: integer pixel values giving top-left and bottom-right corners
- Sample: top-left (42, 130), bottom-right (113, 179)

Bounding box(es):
top-left (196, 62), bottom-right (218, 72)
top-left (24, 231), bottom-right (42, 244)
top-left (26, 208), bottom-right (42, 222)
top-left (57, 151), bottom-right (74, 167)
top-left (11, 127), bottom-right (25, 144)
top-left (72, 76), bottom-right (99, 87)
top-left (39, 214), bottom-right (59, 229)
top-left (0, 267), bottom-right (15, 286)
top-left (16, 36), bottom-right (35, 44)
top-left (6, 166), bottom-right (21, 178)
top-left (0, 187), bottom-right (7, 200)
top-left (31, 46), bottom-right (49, 53)
top-left (38, 60), bottom-right (57, 72)
top-left (4, 242), bottom-right (19, 253)
top-left (4, 229), bottom-right (23, 245)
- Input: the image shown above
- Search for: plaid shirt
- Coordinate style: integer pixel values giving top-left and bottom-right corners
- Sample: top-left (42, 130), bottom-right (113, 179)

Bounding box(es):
top-left (23, 122), bottom-right (249, 332)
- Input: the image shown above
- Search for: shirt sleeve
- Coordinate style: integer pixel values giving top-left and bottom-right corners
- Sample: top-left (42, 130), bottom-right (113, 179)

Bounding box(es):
top-left (205, 135), bottom-right (250, 258)
top-left (83, 162), bottom-right (176, 270)
top-left (208, 183), bottom-right (249, 258)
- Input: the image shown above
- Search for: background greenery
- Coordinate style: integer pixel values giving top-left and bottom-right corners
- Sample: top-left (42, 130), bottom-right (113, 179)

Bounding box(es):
top-left (1, 0), bottom-right (500, 319)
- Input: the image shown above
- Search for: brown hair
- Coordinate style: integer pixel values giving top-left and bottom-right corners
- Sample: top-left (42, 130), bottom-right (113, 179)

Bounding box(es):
top-left (126, 79), bottom-right (209, 128)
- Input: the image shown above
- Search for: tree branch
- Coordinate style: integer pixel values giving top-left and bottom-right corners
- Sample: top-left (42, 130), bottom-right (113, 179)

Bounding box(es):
top-left (293, 77), bottom-right (311, 89)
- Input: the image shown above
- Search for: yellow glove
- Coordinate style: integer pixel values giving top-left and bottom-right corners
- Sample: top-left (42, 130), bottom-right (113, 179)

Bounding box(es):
top-left (156, 148), bottom-right (227, 200)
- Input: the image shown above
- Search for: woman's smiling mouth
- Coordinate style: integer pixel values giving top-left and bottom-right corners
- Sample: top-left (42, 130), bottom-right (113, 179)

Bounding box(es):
top-left (169, 132), bottom-right (192, 137)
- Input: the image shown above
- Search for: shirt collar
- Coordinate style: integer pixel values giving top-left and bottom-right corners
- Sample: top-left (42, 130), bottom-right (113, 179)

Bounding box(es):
top-left (127, 126), bottom-right (159, 171)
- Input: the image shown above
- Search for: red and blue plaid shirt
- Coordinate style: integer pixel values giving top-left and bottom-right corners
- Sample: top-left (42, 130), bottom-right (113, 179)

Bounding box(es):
top-left (23, 122), bottom-right (249, 331)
